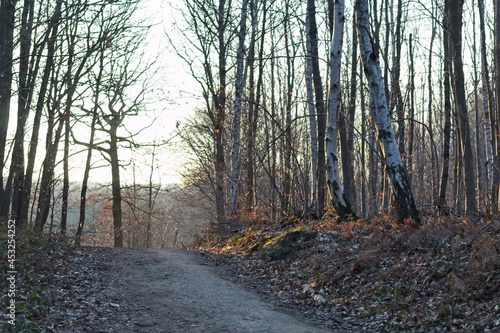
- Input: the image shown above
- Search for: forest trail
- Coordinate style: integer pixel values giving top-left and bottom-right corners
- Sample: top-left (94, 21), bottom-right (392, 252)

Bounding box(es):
top-left (82, 247), bottom-right (336, 333)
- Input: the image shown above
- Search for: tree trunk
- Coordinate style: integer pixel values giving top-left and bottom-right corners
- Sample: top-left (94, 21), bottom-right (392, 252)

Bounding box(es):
top-left (109, 123), bottom-right (123, 247)
top-left (438, 9), bottom-right (452, 212)
top-left (389, 0), bottom-right (405, 159)
top-left (325, 0), bottom-right (356, 220)
top-left (7, 0), bottom-right (34, 224)
top-left (214, 0), bottom-right (227, 224)
top-left (307, 0), bottom-right (326, 216)
top-left (60, 112), bottom-right (69, 237)
top-left (34, 110), bottom-right (65, 233)
top-left (75, 111), bottom-right (97, 245)
top-left (493, 0), bottom-right (500, 212)
top-left (340, 16), bottom-right (358, 207)
top-left (448, 0), bottom-right (478, 216)
top-left (407, 33), bottom-right (415, 185)
top-left (0, 0), bottom-right (17, 218)
top-left (478, 0), bottom-right (494, 193)
top-left (305, 11), bottom-right (318, 213)
top-left (355, 0), bottom-right (420, 225)
top-left (229, 0), bottom-right (248, 215)
top-left (283, 1), bottom-right (294, 213)
top-left (245, 0), bottom-right (261, 213)
top-left (427, 1), bottom-right (438, 202)
top-left (20, 0), bottom-right (63, 224)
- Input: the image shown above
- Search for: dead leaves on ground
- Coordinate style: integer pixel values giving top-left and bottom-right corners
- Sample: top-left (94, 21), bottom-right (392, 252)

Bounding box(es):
top-left (198, 216), bottom-right (500, 332)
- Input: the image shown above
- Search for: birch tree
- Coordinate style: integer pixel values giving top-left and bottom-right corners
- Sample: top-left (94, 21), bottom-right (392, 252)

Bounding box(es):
top-left (305, 15), bottom-right (318, 212)
top-left (325, 0), bottom-right (356, 220)
top-left (355, 0), bottom-right (420, 225)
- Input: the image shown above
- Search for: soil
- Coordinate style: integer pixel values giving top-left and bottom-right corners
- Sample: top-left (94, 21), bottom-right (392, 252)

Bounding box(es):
top-left (45, 247), bottom-right (338, 333)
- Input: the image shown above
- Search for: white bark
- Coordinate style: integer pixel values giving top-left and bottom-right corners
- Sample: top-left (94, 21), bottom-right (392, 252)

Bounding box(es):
top-left (325, 0), bottom-right (354, 219)
top-left (229, 0), bottom-right (248, 215)
top-left (355, 0), bottom-right (419, 224)
top-left (305, 14), bottom-right (318, 211)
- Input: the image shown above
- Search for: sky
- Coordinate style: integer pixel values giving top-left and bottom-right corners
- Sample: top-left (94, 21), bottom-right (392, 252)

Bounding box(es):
top-left (67, 1), bottom-right (202, 186)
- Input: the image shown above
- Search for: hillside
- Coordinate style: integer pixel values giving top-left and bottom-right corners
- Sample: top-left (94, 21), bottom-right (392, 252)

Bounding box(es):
top-left (195, 216), bottom-right (500, 332)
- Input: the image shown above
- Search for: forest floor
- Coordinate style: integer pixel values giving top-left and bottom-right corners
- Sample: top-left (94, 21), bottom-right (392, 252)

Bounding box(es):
top-left (1, 215), bottom-right (499, 332)
top-left (1, 234), bottom-right (335, 332)
top-left (195, 214), bottom-right (500, 332)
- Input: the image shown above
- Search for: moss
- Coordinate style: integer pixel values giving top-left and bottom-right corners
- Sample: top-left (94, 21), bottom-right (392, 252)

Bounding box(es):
top-left (259, 229), bottom-right (317, 260)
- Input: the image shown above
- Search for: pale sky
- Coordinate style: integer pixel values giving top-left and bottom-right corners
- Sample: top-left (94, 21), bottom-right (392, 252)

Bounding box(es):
top-left (68, 0), bottom-right (202, 186)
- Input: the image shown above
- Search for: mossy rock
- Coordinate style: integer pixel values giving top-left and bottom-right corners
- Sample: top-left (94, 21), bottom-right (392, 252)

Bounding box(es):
top-left (260, 230), bottom-right (317, 260)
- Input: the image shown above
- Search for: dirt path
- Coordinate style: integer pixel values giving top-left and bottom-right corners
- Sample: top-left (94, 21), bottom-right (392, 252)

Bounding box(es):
top-left (83, 247), bottom-right (336, 333)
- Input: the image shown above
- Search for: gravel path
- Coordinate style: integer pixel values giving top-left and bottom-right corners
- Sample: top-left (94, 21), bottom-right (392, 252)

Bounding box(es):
top-left (86, 248), bottom-right (336, 333)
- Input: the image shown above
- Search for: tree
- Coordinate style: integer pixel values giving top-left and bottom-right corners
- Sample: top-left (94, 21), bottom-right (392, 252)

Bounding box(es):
top-left (87, 35), bottom-right (150, 247)
top-left (0, 0), bottom-right (17, 218)
top-left (438, 0), bottom-right (452, 212)
top-left (478, 0), bottom-right (494, 195)
top-left (493, 0), bottom-right (500, 212)
top-left (229, 0), bottom-right (248, 215)
top-left (3, 0), bottom-right (33, 224)
top-left (325, 0), bottom-right (356, 220)
top-left (304, 11), bottom-right (318, 213)
top-left (355, 0), bottom-right (420, 225)
top-left (448, 0), bottom-right (478, 216)
top-left (307, 0), bottom-right (327, 216)
top-left (173, 0), bottom-right (234, 223)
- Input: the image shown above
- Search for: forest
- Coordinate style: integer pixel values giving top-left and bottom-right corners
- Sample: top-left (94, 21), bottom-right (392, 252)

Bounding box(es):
top-left (1, 0), bottom-right (500, 331)
top-left (0, 0), bottom-right (499, 245)
top-left (174, 0), bottom-right (499, 228)
top-left (0, 0), bottom-right (500, 241)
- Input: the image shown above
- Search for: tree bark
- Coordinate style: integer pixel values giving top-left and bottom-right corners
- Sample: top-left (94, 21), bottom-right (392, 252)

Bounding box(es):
top-left (355, 0), bottom-right (420, 225)
top-left (493, 0), bottom-right (500, 212)
top-left (438, 7), bottom-right (452, 211)
top-left (448, 0), bottom-right (478, 216)
top-left (325, 0), bottom-right (356, 220)
top-left (20, 0), bottom-right (63, 224)
top-left (304, 10), bottom-right (318, 213)
top-left (340, 16), bottom-right (358, 208)
top-left (214, 0), bottom-right (228, 223)
top-left (0, 0), bottom-right (17, 218)
top-left (229, 0), bottom-right (248, 215)
top-left (109, 122), bottom-right (123, 247)
top-left (75, 110), bottom-right (97, 246)
top-left (307, 0), bottom-right (326, 216)
top-left (6, 0), bottom-right (34, 224)
top-left (60, 111), bottom-right (69, 237)
top-left (478, 0), bottom-right (494, 193)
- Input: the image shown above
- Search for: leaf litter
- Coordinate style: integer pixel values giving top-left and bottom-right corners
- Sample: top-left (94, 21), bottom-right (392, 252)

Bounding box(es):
top-left (196, 215), bottom-right (500, 332)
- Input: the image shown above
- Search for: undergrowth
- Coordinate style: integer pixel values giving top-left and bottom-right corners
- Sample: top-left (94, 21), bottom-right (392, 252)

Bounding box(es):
top-left (0, 224), bottom-right (75, 332)
top-left (195, 215), bottom-right (500, 331)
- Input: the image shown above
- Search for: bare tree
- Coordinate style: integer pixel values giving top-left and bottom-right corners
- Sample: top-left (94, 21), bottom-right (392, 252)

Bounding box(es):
top-left (355, 0), bottom-right (420, 225)
top-left (229, 0), bottom-right (248, 215)
top-left (0, 0), bottom-right (17, 218)
top-left (448, 0), bottom-right (478, 216)
top-left (438, 3), bottom-right (452, 213)
top-left (478, 0), bottom-right (494, 193)
top-left (325, 0), bottom-right (356, 220)
top-left (172, 0), bottom-right (235, 223)
top-left (307, 0), bottom-right (327, 216)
